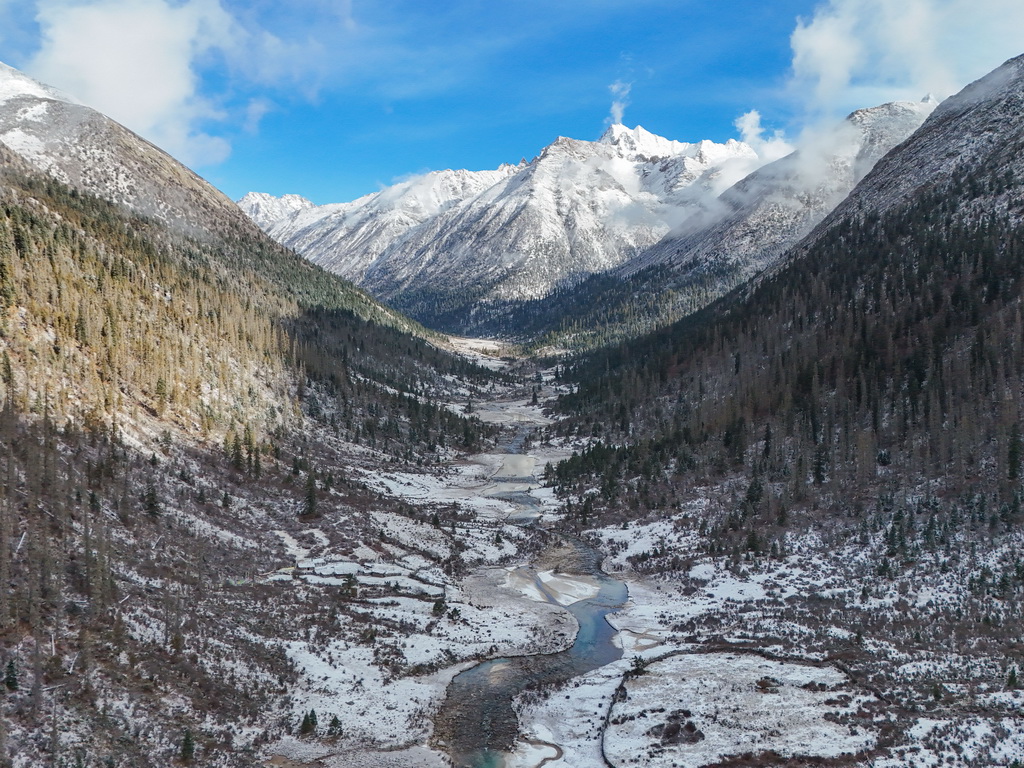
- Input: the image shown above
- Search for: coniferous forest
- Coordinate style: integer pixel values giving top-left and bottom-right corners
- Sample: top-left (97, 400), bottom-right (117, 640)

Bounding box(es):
top-left (0, 148), bottom-right (506, 766)
top-left (2, 47), bottom-right (1024, 768)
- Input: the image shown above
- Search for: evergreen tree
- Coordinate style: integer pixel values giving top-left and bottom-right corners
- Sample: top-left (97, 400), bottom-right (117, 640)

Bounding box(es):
top-left (180, 729), bottom-right (195, 763)
top-left (303, 472), bottom-right (318, 517)
top-left (327, 714), bottom-right (342, 737)
top-left (231, 433), bottom-right (244, 471)
top-left (299, 709), bottom-right (318, 735)
top-left (142, 484), bottom-right (159, 516)
top-left (3, 660), bottom-right (16, 691)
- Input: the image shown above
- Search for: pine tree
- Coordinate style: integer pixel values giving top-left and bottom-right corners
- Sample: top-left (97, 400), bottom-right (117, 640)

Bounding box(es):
top-left (154, 376), bottom-right (167, 412)
top-left (180, 729), bottom-right (195, 763)
top-left (231, 433), bottom-right (244, 471)
top-left (327, 714), bottom-right (342, 737)
top-left (303, 472), bottom-right (318, 517)
top-left (143, 484), bottom-right (159, 516)
top-left (3, 660), bottom-right (16, 691)
top-left (299, 709), bottom-right (318, 735)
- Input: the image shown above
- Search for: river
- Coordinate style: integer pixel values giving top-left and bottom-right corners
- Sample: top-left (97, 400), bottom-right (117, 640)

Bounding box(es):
top-left (433, 421), bottom-right (628, 767)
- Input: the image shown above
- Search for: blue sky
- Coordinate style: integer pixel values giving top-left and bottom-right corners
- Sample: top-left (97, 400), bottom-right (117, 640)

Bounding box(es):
top-left (1, 0), bottom-right (1022, 203)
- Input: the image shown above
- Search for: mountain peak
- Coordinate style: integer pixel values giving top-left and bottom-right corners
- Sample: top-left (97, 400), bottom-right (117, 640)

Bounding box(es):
top-left (0, 60), bottom-right (78, 107)
top-left (599, 122), bottom-right (644, 142)
top-left (237, 191), bottom-right (315, 230)
top-left (597, 123), bottom-right (755, 167)
top-left (598, 123), bottom-right (679, 158)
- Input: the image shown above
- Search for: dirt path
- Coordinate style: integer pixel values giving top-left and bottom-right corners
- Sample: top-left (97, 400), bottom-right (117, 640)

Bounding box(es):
top-left (619, 627), bottom-right (664, 651)
top-left (520, 737), bottom-right (565, 768)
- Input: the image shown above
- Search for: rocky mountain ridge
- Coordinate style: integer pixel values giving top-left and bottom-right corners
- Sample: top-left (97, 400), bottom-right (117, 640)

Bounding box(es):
top-left (626, 97), bottom-right (938, 283)
top-left (240, 125), bottom-right (759, 328)
top-left (0, 62), bottom-right (248, 241)
top-left (244, 101), bottom-right (934, 338)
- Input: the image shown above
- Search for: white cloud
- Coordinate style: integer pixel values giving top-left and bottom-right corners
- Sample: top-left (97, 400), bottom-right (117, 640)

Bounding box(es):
top-left (25, 0), bottom-right (325, 167)
top-left (28, 0), bottom-right (237, 165)
top-left (789, 0), bottom-right (1024, 117)
top-left (243, 98), bottom-right (273, 134)
top-left (608, 80), bottom-right (631, 126)
top-left (734, 110), bottom-right (794, 163)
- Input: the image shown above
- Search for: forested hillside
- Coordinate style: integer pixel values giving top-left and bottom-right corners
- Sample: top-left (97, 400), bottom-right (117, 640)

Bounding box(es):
top-left (0, 147), bottom-right (501, 766)
top-left (535, 58), bottom-right (1024, 751)
top-left (555, 165), bottom-right (1024, 527)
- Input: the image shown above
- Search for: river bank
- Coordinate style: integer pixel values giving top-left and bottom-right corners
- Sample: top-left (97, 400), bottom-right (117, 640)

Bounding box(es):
top-left (260, 377), bottom-right (611, 768)
top-left (263, 356), bottom-right (1024, 768)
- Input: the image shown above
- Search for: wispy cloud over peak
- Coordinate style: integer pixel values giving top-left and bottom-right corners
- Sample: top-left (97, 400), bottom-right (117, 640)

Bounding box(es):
top-left (788, 0), bottom-right (1024, 119)
top-left (608, 79), bottom-right (632, 126)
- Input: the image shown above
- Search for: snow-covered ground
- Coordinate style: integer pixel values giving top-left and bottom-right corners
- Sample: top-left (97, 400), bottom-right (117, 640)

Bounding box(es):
top-left (262, 390), bottom-right (591, 766)
top-left (267, 383), bottom-right (1024, 768)
top-left (512, 652), bottom-right (875, 768)
top-left (604, 653), bottom-right (875, 767)
top-left (446, 336), bottom-right (514, 372)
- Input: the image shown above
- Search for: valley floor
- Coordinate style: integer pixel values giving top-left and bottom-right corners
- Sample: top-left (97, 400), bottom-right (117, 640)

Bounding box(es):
top-left (262, 365), bottom-right (1024, 768)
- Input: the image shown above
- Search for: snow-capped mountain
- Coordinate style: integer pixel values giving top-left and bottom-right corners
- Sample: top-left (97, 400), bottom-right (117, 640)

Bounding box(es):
top-left (0, 61), bottom-right (249, 239)
top-left (806, 54), bottom-right (1024, 232)
top-left (625, 97), bottom-right (938, 285)
top-left (238, 191), bottom-right (315, 230)
top-left (242, 164), bottom-right (523, 285)
top-left (241, 126), bottom-right (758, 327)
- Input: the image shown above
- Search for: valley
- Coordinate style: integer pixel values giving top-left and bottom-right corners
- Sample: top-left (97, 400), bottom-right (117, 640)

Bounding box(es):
top-left (1, 37), bottom-right (1024, 768)
top-left (261, 362), bottom-right (1024, 768)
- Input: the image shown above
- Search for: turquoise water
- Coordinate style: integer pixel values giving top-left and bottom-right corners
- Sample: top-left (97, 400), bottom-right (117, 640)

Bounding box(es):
top-left (437, 538), bottom-right (627, 767)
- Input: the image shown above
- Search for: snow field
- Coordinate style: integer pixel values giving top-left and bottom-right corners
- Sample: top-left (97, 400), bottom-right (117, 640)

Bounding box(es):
top-left (511, 658), bottom-right (632, 768)
top-left (277, 562), bottom-right (581, 758)
top-left (603, 653), bottom-right (876, 767)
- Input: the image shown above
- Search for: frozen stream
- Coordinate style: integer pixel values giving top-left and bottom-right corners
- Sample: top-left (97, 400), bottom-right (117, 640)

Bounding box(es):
top-left (434, 403), bottom-right (628, 768)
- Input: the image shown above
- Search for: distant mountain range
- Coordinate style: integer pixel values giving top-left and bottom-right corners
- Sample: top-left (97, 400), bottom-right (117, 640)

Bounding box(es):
top-left (239, 125), bottom-right (760, 329)
top-left (242, 101), bottom-right (935, 337)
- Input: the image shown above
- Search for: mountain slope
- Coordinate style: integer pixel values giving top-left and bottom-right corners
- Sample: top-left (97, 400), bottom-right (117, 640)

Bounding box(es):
top-left (0, 61), bottom-right (244, 238)
top-left (807, 56), bottom-right (1024, 230)
top-left (0, 154), bottom-right (508, 767)
top-left (241, 126), bottom-right (758, 331)
top-left (0, 61), bottom-right (427, 337)
top-left (628, 97), bottom-right (937, 282)
top-left (541, 52), bottom-right (1024, 765)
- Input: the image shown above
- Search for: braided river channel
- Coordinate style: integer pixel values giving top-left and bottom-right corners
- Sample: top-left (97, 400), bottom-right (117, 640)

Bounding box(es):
top-left (433, 425), bottom-right (628, 767)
